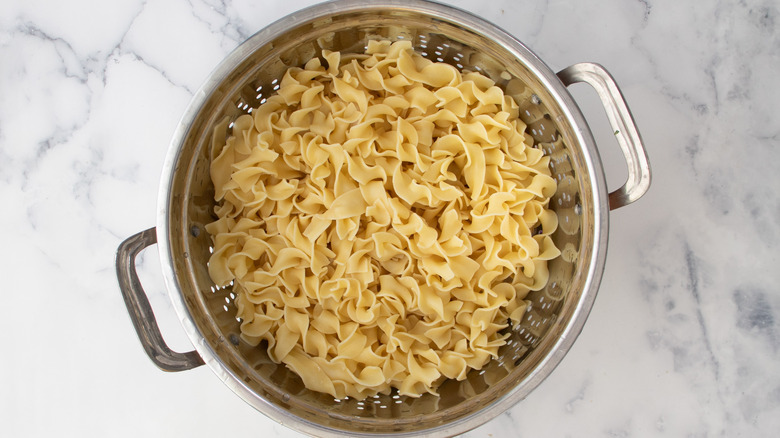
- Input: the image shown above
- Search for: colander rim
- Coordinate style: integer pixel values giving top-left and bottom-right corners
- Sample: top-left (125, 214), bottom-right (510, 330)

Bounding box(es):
top-left (156, 1), bottom-right (609, 436)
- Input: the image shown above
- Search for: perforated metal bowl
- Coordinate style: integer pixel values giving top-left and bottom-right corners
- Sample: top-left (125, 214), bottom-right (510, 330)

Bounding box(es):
top-left (117, 1), bottom-right (650, 436)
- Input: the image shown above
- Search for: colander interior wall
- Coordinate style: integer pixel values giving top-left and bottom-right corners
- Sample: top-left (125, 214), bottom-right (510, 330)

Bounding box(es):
top-left (163, 2), bottom-right (601, 436)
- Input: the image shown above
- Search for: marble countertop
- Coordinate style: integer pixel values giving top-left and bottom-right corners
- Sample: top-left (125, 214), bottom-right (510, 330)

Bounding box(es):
top-left (2, 0), bottom-right (778, 436)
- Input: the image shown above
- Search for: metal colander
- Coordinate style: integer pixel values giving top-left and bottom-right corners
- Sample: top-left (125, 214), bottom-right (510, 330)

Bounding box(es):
top-left (116, 1), bottom-right (650, 436)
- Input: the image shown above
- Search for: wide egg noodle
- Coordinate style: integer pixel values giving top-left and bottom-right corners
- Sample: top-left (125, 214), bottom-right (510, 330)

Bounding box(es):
top-left (205, 40), bottom-right (560, 400)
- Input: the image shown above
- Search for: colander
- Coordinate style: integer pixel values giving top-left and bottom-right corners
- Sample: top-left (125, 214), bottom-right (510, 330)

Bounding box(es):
top-left (116, 1), bottom-right (650, 436)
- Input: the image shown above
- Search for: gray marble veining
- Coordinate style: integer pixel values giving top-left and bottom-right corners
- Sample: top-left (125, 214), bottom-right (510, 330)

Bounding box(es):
top-left (1, 0), bottom-right (778, 436)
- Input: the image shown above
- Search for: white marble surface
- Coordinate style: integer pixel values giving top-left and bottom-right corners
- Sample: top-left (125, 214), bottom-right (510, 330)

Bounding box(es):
top-left (2, 0), bottom-right (778, 436)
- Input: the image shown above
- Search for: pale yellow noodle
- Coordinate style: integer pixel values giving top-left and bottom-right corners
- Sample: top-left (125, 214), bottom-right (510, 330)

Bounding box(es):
top-left (206, 40), bottom-right (559, 400)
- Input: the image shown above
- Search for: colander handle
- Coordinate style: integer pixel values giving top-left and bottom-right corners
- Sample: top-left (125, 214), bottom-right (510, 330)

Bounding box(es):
top-left (116, 227), bottom-right (204, 372)
top-left (557, 62), bottom-right (651, 210)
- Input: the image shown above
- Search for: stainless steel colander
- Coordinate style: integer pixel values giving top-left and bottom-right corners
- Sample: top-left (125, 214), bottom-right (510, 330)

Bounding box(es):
top-left (116, 1), bottom-right (650, 436)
